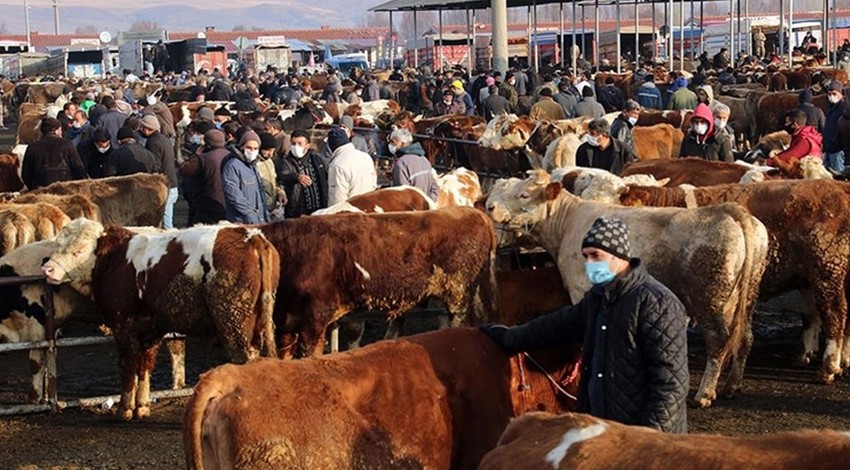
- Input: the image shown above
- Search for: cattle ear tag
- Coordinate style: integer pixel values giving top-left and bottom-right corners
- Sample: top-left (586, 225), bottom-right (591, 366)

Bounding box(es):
top-left (545, 183), bottom-right (562, 200)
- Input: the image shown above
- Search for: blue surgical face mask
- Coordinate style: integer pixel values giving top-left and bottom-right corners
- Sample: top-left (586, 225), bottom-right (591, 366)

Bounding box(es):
top-left (585, 260), bottom-right (616, 286)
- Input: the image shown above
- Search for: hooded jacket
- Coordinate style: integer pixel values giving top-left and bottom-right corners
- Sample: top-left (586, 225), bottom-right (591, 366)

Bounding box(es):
top-left (327, 142), bottom-right (377, 206)
top-left (679, 103), bottom-right (734, 162)
top-left (637, 81), bottom-right (663, 110)
top-left (769, 125), bottom-right (823, 166)
top-left (697, 85), bottom-right (715, 106)
top-left (498, 260), bottom-right (689, 434)
top-left (392, 143), bottom-right (439, 201)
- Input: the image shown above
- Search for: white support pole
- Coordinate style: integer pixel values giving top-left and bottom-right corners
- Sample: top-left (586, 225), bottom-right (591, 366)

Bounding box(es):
top-left (729, 0), bottom-right (735, 60)
top-left (746, 0), bottom-right (751, 56)
top-left (788, 0), bottom-right (794, 67)
top-left (635, 1), bottom-right (640, 67)
top-left (466, 9), bottom-right (473, 74)
top-left (679, 0), bottom-right (685, 71)
top-left (595, 0), bottom-right (601, 69)
top-left (491, 0), bottom-right (509, 75)
top-left (560, 2), bottom-right (565, 67)
top-left (24, 0), bottom-right (32, 51)
top-left (668, 0), bottom-right (674, 70)
top-left (389, 11), bottom-right (395, 68)
top-left (439, 8), bottom-right (444, 71)
top-left (572, 0), bottom-right (578, 73)
top-left (533, 0), bottom-right (540, 72)
top-left (413, 10), bottom-right (419, 68)
top-left (616, 0), bottom-right (622, 73)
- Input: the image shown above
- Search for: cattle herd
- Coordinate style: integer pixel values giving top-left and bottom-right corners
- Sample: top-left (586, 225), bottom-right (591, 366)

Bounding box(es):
top-left (2, 61), bottom-right (850, 469)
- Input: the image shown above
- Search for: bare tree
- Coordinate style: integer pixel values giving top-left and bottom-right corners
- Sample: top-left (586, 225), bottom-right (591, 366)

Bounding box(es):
top-left (75, 25), bottom-right (100, 35)
top-left (129, 20), bottom-right (163, 32)
top-left (232, 25), bottom-right (247, 31)
top-left (0, 22), bottom-right (7, 35)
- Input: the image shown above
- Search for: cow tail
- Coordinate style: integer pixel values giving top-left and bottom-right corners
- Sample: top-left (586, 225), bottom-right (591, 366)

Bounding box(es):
top-left (480, 211), bottom-right (500, 323)
top-left (256, 236), bottom-right (280, 360)
top-left (723, 203), bottom-right (759, 363)
top-left (183, 375), bottom-right (222, 470)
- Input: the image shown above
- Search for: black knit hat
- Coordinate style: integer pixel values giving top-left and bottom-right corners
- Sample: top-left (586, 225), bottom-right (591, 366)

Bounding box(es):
top-left (581, 217), bottom-right (631, 260)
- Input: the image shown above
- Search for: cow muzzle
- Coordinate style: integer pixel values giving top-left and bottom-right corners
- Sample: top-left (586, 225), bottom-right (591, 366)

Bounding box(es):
top-left (41, 261), bottom-right (67, 285)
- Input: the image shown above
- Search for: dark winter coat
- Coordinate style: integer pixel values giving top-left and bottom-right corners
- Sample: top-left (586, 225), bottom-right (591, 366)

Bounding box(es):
top-left (679, 131), bottom-right (734, 162)
top-left (391, 143), bottom-right (439, 201)
top-left (499, 260), bottom-right (689, 434)
top-left (21, 134), bottom-right (86, 189)
top-left (104, 141), bottom-right (161, 177)
top-left (836, 105), bottom-right (850, 156)
top-left (144, 131), bottom-right (178, 188)
top-left (575, 137), bottom-right (635, 175)
top-left (823, 99), bottom-right (847, 153)
top-left (798, 102), bottom-right (826, 133)
top-left (277, 149), bottom-right (329, 218)
top-left (76, 138), bottom-right (113, 179)
top-left (597, 84), bottom-right (626, 113)
top-left (610, 114), bottom-right (635, 153)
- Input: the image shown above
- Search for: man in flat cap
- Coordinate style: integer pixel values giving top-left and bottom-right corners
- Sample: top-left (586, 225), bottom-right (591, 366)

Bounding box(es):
top-left (480, 217), bottom-right (689, 433)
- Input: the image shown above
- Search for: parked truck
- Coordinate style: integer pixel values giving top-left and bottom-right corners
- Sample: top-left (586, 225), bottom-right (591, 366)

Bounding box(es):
top-left (251, 43), bottom-right (292, 72)
top-left (120, 37), bottom-right (226, 75)
top-left (45, 45), bottom-right (109, 78)
top-left (1, 52), bottom-right (51, 78)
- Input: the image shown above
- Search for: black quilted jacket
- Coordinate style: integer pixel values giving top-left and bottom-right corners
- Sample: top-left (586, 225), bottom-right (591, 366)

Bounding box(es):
top-left (502, 259), bottom-right (689, 433)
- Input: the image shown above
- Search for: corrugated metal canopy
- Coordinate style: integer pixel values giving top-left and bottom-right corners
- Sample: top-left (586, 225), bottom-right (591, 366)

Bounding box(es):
top-left (370, 0), bottom-right (729, 12)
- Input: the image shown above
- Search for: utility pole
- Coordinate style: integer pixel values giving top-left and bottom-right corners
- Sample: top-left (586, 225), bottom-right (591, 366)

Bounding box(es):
top-left (491, 0), bottom-right (509, 75)
top-left (53, 0), bottom-right (60, 35)
top-left (24, 0), bottom-right (32, 50)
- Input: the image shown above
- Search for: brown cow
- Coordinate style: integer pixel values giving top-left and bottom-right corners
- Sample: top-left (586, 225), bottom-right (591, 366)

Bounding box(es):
top-left (0, 154), bottom-right (23, 193)
top-left (0, 202), bottom-right (70, 241)
top-left (632, 124), bottom-right (683, 160)
top-left (0, 210), bottom-right (36, 256)
top-left (258, 207), bottom-right (499, 358)
top-left (25, 83), bottom-right (70, 104)
top-left (13, 193), bottom-right (100, 221)
top-left (755, 91), bottom-right (828, 137)
top-left (480, 411), bottom-right (850, 470)
top-left (620, 158), bottom-right (783, 186)
top-left (635, 110), bottom-right (692, 130)
top-left (29, 174), bottom-right (168, 226)
top-left (312, 186), bottom-right (436, 215)
top-left (620, 180), bottom-right (850, 382)
top-left (42, 220), bottom-right (280, 420)
top-left (183, 328), bottom-right (581, 470)
top-left (497, 266), bottom-right (570, 326)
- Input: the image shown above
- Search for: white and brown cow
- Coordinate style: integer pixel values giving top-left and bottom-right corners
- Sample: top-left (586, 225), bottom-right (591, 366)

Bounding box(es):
top-left (480, 412), bottom-right (850, 470)
top-left (312, 186), bottom-right (436, 215)
top-left (485, 171), bottom-right (769, 407)
top-left (41, 220), bottom-right (280, 420)
top-left (258, 207), bottom-right (499, 358)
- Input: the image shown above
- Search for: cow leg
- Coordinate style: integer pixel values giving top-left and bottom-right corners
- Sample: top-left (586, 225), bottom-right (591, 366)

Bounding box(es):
top-left (28, 349), bottom-right (46, 403)
top-left (810, 278), bottom-right (849, 384)
top-left (796, 288), bottom-right (822, 366)
top-left (693, 329), bottom-right (729, 408)
top-left (341, 320), bottom-right (366, 349)
top-left (116, 340), bottom-right (139, 421)
top-left (134, 342), bottom-right (160, 420)
top-left (166, 338), bottom-right (186, 390)
top-left (384, 316), bottom-right (406, 339)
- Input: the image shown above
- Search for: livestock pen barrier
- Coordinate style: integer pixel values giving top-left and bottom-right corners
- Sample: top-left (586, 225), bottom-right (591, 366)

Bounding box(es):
top-left (0, 274), bottom-right (192, 417)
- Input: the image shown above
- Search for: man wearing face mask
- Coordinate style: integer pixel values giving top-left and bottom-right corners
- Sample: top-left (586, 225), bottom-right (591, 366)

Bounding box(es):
top-left (575, 118), bottom-right (635, 174)
top-left (22, 118), bottom-right (86, 189)
top-left (68, 110), bottom-right (94, 146)
top-left (77, 127), bottom-right (113, 178)
top-left (499, 73), bottom-right (519, 109)
top-left (609, 100), bottom-right (641, 154)
top-left (221, 131), bottom-right (269, 224)
top-left (678, 103), bottom-right (734, 162)
top-left (450, 80), bottom-right (475, 116)
top-left (766, 110), bottom-right (823, 168)
top-left (326, 126), bottom-right (377, 206)
top-left (822, 81), bottom-right (847, 173)
top-left (479, 217), bottom-right (689, 433)
top-left (388, 128), bottom-right (439, 201)
top-left (142, 94), bottom-right (175, 139)
top-left (277, 129), bottom-right (328, 217)
top-left (433, 89), bottom-right (466, 116)
top-left (710, 102), bottom-right (735, 147)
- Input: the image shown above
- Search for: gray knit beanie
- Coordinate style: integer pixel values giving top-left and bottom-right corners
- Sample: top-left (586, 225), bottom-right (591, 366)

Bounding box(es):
top-left (581, 217), bottom-right (631, 260)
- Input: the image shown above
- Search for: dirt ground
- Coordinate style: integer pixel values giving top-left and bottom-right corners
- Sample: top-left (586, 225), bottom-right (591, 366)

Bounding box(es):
top-left (2, 294), bottom-right (850, 470)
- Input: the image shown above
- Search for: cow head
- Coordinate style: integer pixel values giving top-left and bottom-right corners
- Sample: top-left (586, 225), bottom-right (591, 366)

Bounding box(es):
top-left (42, 219), bottom-right (105, 297)
top-left (743, 131), bottom-right (791, 163)
top-left (484, 170), bottom-right (562, 241)
top-left (436, 167), bottom-right (482, 208)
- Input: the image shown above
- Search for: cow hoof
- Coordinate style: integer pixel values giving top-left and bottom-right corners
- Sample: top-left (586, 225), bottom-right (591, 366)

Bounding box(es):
top-left (819, 372), bottom-right (836, 384)
top-left (134, 406), bottom-right (151, 420)
top-left (690, 397), bottom-right (713, 408)
top-left (720, 386), bottom-right (739, 399)
top-left (792, 356), bottom-right (811, 367)
top-left (119, 408), bottom-right (135, 421)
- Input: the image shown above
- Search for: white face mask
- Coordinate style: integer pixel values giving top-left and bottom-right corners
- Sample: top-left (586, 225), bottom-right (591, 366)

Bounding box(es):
top-left (73, 122), bottom-right (82, 129)
top-left (828, 94), bottom-right (842, 104)
top-left (388, 143), bottom-right (398, 155)
top-left (147, 96), bottom-right (157, 105)
top-left (190, 134), bottom-right (203, 145)
top-left (443, 99), bottom-right (452, 106)
top-left (627, 116), bottom-right (638, 126)
top-left (714, 118), bottom-right (727, 130)
top-left (693, 123), bottom-right (709, 136)
top-left (97, 145), bottom-right (110, 153)
top-left (355, 90), bottom-right (362, 96)
top-left (586, 135), bottom-right (599, 147)
top-left (244, 149), bottom-right (259, 162)
top-left (291, 145), bottom-right (306, 158)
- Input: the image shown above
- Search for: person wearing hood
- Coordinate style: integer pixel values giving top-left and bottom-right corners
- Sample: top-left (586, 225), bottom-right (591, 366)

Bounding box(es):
top-left (478, 76), bottom-right (496, 111)
top-left (142, 94), bottom-right (176, 138)
top-left (824, 81), bottom-right (848, 172)
top-left (696, 85), bottom-right (715, 107)
top-left (326, 126), bottom-right (377, 206)
top-left (796, 88), bottom-right (825, 132)
top-left (278, 129), bottom-right (328, 217)
top-left (575, 118), bottom-right (635, 174)
top-left (766, 109), bottom-right (823, 167)
top-left (451, 80), bottom-right (475, 116)
top-left (679, 103), bottom-right (733, 162)
top-left (575, 86), bottom-right (606, 119)
top-left (553, 80), bottom-right (577, 118)
top-left (77, 127), bottom-right (113, 178)
top-left (597, 77), bottom-right (626, 114)
top-left (140, 115), bottom-right (178, 228)
top-left (636, 74), bottom-right (663, 110)
top-left (221, 131), bottom-right (269, 224)
top-left (257, 132), bottom-right (284, 217)
top-left (388, 128), bottom-right (439, 201)
top-left (610, 100), bottom-right (641, 154)
top-left (667, 77), bottom-right (697, 111)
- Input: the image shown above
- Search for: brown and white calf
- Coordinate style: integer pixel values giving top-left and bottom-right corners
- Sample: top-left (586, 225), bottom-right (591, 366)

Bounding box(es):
top-left (258, 207), bottom-right (499, 358)
top-left (480, 412), bottom-right (850, 470)
top-left (312, 186), bottom-right (436, 215)
top-left (42, 219), bottom-right (280, 420)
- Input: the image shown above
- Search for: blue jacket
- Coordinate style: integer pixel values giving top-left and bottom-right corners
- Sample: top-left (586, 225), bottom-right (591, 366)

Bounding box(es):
top-left (636, 82), bottom-right (663, 110)
top-left (221, 151), bottom-right (269, 224)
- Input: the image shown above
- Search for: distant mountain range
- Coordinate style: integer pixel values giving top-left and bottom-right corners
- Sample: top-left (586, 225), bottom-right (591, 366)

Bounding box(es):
top-left (0, 2), bottom-right (375, 35)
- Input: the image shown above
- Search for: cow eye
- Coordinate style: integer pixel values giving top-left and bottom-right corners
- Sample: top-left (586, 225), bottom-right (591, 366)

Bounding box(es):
top-left (519, 192), bottom-right (530, 200)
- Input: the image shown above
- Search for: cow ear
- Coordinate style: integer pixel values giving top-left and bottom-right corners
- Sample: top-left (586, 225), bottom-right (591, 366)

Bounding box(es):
top-left (473, 197), bottom-right (487, 212)
top-left (545, 183), bottom-right (562, 200)
top-left (657, 177), bottom-right (671, 187)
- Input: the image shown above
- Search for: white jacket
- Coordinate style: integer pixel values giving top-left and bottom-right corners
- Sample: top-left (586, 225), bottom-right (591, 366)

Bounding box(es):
top-left (327, 143), bottom-right (377, 205)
